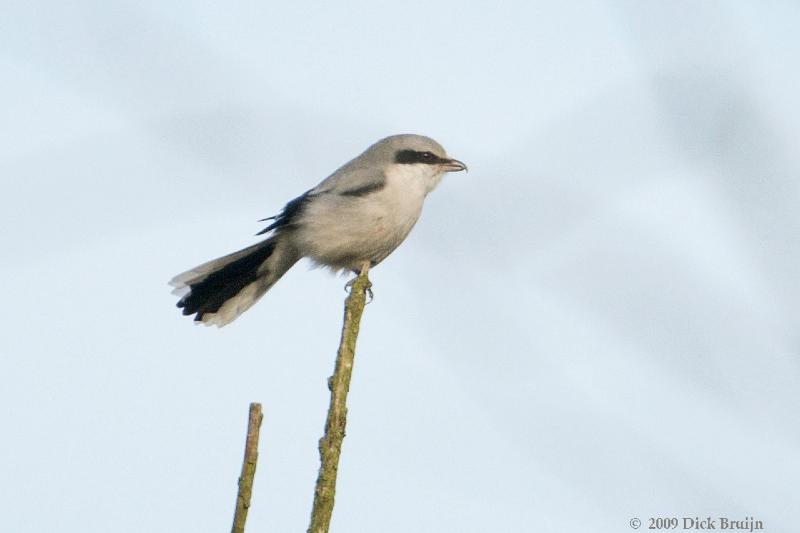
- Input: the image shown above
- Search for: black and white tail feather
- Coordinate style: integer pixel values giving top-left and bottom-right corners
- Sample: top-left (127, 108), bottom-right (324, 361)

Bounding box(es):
top-left (169, 236), bottom-right (301, 327)
top-left (170, 192), bottom-right (310, 327)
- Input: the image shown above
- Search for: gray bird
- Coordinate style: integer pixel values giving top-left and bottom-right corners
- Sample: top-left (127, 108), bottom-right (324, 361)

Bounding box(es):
top-left (170, 134), bottom-right (467, 327)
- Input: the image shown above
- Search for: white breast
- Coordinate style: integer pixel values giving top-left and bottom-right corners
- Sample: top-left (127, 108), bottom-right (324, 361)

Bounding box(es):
top-left (292, 164), bottom-right (443, 271)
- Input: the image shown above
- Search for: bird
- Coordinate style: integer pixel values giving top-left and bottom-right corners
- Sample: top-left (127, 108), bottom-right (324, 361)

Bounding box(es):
top-left (169, 134), bottom-right (467, 327)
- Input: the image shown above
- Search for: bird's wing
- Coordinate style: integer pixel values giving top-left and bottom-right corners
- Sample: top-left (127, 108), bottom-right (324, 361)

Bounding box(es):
top-left (311, 161), bottom-right (387, 197)
top-left (257, 161), bottom-right (386, 236)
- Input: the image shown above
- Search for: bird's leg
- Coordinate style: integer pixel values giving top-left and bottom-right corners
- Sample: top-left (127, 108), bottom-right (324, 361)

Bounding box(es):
top-left (344, 261), bottom-right (374, 302)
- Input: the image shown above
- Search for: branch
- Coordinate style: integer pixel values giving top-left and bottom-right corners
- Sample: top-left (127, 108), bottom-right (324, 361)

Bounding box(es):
top-left (231, 402), bottom-right (263, 533)
top-left (307, 269), bottom-right (372, 533)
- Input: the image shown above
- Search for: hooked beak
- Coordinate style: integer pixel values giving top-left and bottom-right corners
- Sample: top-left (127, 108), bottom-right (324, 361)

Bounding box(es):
top-left (440, 158), bottom-right (468, 173)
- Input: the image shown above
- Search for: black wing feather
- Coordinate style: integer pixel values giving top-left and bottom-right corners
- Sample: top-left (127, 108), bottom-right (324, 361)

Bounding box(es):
top-left (338, 181), bottom-right (385, 197)
top-left (256, 191), bottom-right (314, 236)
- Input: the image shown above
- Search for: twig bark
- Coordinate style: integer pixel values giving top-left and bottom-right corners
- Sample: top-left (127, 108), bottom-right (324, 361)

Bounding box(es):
top-left (307, 268), bottom-right (371, 533)
top-left (231, 402), bottom-right (263, 533)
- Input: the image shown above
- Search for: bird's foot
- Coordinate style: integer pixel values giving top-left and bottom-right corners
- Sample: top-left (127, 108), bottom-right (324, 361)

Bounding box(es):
top-left (344, 277), bottom-right (374, 302)
top-left (344, 263), bottom-right (374, 303)
top-left (344, 277), bottom-right (356, 293)
top-left (365, 283), bottom-right (374, 304)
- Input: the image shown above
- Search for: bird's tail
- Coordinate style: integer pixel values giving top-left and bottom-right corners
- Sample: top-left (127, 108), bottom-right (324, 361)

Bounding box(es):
top-left (170, 236), bottom-right (300, 327)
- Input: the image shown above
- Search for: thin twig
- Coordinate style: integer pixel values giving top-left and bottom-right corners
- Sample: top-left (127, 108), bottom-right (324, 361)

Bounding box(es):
top-left (231, 402), bottom-right (263, 533)
top-left (307, 268), bottom-right (372, 533)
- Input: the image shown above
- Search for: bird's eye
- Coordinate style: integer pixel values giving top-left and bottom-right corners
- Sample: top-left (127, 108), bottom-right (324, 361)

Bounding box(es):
top-left (394, 149), bottom-right (437, 164)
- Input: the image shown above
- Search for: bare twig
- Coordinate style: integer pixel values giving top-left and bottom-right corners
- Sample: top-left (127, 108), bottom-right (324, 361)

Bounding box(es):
top-left (231, 402), bottom-right (263, 533)
top-left (307, 268), bottom-right (372, 533)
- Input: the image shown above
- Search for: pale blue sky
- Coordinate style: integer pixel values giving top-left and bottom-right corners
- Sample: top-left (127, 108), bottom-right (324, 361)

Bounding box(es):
top-left (1, 1), bottom-right (798, 532)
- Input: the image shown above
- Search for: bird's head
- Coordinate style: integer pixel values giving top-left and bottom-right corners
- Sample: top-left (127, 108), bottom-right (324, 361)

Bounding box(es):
top-left (364, 134), bottom-right (467, 193)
